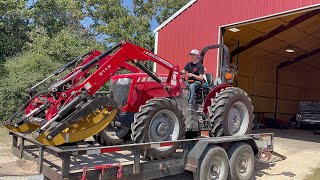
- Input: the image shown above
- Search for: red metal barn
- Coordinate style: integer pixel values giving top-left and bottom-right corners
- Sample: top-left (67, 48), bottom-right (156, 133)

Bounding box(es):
top-left (154, 0), bottom-right (320, 122)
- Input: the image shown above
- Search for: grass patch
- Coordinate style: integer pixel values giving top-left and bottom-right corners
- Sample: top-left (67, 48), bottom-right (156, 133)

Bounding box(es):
top-left (304, 166), bottom-right (320, 180)
top-left (0, 125), bottom-right (13, 160)
top-left (0, 125), bottom-right (10, 144)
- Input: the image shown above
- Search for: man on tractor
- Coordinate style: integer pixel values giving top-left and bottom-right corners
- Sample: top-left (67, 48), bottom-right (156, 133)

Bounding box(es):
top-left (181, 49), bottom-right (204, 106)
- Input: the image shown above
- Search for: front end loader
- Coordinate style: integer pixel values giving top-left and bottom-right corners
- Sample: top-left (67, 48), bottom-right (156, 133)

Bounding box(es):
top-left (4, 41), bottom-right (182, 150)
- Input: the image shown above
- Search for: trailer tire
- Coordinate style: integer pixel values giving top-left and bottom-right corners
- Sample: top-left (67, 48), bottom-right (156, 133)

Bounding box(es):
top-left (94, 113), bottom-right (129, 146)
top-left (131, 98), bottom-right (184, 159)
top-left (209, 87), bottom-right (253, 137)
top-left (227, 142), bottom-right (255, 180)
top-left (193, 146), bottom-right (229, 180)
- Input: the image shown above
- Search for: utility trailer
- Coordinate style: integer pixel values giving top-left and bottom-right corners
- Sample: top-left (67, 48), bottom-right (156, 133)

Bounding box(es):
top-left (9, 131), bottom-right (277, 180)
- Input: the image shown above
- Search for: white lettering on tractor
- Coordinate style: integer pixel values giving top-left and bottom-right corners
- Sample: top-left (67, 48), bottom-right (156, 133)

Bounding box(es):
top-left (99, 65), bottom-right (112, 76)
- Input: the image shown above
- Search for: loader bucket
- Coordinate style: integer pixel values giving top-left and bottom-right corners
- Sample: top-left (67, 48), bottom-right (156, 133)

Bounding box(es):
top-left (34, 107), bottom-right (118, 146)
top-left (5, 123), bottom-right (40, 133)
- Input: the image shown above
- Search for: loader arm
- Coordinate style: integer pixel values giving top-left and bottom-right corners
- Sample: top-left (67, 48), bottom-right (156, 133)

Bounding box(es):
top-left (72, 41), bottom-right (180, 96)
top-left (46, 41), bottom-right (181, 120)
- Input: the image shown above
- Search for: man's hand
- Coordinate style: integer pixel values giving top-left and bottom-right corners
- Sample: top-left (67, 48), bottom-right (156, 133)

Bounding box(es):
top-left (188, 73), bottom-right (195, 77)
top-left (180, 70), bottom-right (186, 75)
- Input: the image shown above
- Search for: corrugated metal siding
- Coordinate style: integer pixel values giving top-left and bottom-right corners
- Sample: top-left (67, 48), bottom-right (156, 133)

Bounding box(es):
top-left (156, 0), bottom-right (320, 74)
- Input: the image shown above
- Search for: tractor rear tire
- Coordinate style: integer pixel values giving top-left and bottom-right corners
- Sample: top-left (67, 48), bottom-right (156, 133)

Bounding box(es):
top-left (94, 113), bottom-right (129, 146)
top-left (131, 98), bottom-right (184, 159)
top-left (209, 87), bottom-right (253, 137)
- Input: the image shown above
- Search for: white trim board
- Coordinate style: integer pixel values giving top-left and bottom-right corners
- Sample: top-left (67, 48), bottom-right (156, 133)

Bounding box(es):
top-left (153, 0), bottom-right (197, 33)
top-left (153, 31), bottom-right (158, 72)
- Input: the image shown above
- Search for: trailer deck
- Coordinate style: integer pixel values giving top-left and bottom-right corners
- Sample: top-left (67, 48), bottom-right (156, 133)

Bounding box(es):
top-left (9, 131), bottom-right (276, 180)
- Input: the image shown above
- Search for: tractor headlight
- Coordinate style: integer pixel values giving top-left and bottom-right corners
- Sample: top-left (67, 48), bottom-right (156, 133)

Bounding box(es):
top-left (116, 78), bottom-right (132, 85)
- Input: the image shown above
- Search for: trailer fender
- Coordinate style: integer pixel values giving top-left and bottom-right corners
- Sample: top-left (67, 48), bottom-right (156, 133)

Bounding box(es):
top-left (185, 140), bottom-right (210, 172)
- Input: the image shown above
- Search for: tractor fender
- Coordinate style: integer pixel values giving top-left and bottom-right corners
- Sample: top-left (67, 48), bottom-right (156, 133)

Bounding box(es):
top-left (202, 83), bottom-right (231, 114)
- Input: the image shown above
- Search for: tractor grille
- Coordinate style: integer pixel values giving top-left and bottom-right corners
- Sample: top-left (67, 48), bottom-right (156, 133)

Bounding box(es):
top-left (109, 78), bottom-right (131, 107)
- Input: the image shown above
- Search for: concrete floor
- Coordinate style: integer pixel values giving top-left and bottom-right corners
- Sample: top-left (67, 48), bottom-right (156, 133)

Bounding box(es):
top-left (252, 128), bottom-right (320, 180)
top-left (0, 128), bottom-right (320, 179)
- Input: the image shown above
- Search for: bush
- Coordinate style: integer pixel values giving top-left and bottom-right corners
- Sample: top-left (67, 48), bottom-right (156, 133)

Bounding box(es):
top-left (0, 52), bottom-right (62, 121)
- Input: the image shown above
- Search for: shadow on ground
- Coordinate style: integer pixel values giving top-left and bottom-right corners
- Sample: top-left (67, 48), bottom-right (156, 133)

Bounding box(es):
top-left (252, 161), bottom-right (296, 180)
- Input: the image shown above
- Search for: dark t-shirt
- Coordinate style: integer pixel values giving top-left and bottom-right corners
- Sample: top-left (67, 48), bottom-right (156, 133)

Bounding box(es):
top-left (184, 61), bottom-right (204, 81)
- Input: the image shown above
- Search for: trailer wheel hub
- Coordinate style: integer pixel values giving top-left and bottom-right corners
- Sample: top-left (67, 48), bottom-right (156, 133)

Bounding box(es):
top-left (238, 152), bottom-right (251, 176)
top-left (209, 158), bottom-right (224, 179)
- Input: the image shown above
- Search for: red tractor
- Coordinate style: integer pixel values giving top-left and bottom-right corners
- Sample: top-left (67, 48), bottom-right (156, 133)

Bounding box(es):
top-left (95, 44), bottom-right (254, 159)
top-left (5, 41), bottom-right (253, 159)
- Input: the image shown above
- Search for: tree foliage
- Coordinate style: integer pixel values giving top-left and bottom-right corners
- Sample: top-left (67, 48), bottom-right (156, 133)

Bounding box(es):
top-left (30, 0), bottom-right (83, 37)
top-left (27, 27), bottom-right (101, 63)
top-left (0, 0), bottom-right (30, 59)
top-left (83, 0), bottom-right (153, 48)
top-left (155, 0), bottom-right (189, 24)
top-left (0, 52), bottom-right (62, 119)
top-left (83, 0), bottom-right (189, 48)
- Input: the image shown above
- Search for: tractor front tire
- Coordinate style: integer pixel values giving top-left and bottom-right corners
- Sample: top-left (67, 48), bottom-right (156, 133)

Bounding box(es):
top-left (209, 87), bottom-right (253, 137)
top-left (131, 98), bottom-right (184, 159)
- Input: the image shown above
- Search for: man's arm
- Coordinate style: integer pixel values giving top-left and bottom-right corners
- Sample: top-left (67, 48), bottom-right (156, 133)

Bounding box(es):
top-left (181, 62), bottom-right (189, 75)
top-left (189, 65), bottom-right (204, 81)
top-left (188, 73), bottom-right (203, 81)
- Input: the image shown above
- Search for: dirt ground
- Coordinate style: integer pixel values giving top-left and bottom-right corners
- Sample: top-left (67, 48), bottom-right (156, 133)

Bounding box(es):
top-left (0, 126), bottom-right (320, 179)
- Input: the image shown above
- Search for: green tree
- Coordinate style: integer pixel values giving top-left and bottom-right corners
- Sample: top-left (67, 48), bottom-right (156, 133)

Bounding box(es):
top-left (0, 52), bottom-right (62, 120)
top-left (83, 0), bottom-right (189, 48)
top-left (27, 0), bottom-right (102, 63)
top-left (27, 27), bottom-right (102, 64)
top-left (0, 0), bottom-right (30, 59)
top-left (155, 0), bottom-right (189, 24)
top-left (30, 0), bottom-right (83, 37)
top-left (83, 0), bottom-right (152, 48)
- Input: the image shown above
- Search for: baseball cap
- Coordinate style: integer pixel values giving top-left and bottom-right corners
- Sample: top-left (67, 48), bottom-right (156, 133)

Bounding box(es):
top-left (189, 49), bottom-right (199, 56)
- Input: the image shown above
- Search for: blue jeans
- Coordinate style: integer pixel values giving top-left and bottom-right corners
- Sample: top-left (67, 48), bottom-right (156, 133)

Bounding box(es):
top-left (185, 81), bottom-right (201, 105)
